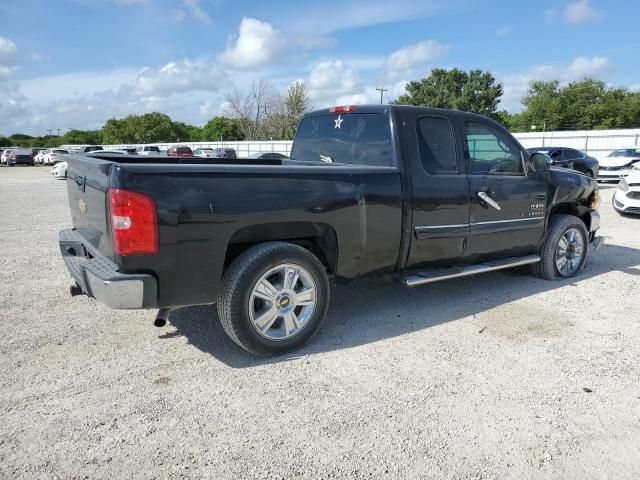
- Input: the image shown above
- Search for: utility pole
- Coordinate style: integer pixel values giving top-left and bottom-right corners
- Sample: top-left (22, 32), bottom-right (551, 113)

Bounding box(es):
top-left (56, 128), bottom-right (61, 136)
top-left (47, 129), bottom-right (52, 136)
top-left (376, 87), bottom-right (387, 104)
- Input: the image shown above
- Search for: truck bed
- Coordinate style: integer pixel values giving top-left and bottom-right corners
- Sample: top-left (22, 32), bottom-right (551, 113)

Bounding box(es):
top-left (63, 154), bottom-right (403, 308)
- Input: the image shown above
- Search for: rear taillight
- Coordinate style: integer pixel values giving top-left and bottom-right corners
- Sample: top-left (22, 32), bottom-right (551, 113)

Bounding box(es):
top-left (108, 188), bottom-right (158, 256)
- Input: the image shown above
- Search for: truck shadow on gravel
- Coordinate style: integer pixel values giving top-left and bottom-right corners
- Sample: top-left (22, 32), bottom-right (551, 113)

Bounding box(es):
top-left (162, 243), bottom-right (640, 368)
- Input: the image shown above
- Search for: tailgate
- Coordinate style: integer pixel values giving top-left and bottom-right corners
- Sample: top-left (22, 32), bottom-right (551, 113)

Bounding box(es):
top-left (65, 155), bottom-right (114, 259)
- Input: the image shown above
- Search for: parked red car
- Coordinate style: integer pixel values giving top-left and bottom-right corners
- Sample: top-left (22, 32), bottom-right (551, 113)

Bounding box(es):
top-left (167, 145), bottom-right (193, 157)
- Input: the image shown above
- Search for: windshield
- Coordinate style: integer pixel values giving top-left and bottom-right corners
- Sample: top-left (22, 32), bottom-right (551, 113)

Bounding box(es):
top-left (609, 149), bottom-right (640, 157)
top-left (145, 146), bottom-right (160, 152)
top-left (290, 113), bottom-right (392, 167)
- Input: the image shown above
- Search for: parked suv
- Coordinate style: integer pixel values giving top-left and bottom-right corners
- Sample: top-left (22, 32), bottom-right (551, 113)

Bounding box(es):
top-left (5, 149), bottom-right (34, 166)
top-left (136, 146), bottom-right (161, 156)
top-left (45, 149), bottom-right (69, 165)
top-left (213, 147), bottom-right (237, 159)
top-left (167, 145), bottom-right (193, 157)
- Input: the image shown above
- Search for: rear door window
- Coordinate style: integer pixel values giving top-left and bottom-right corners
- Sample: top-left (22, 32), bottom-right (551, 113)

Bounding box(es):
top-left (564, 149), bottom-right (582, 160)
top-left (417, 116), bottom-right (458, 174)
top-left (291, 113), bottom-right (393, 167)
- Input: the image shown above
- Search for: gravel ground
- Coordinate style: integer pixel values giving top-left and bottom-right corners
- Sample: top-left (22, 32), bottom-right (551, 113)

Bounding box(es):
top-left (1, 166), bottom-right (639, 480)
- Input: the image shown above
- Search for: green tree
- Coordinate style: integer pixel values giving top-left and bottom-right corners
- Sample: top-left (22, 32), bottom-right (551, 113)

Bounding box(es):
top-left (201, 116), bottom-right (244, 141)
top-left (101, 112), bottom-right (191, 144)
top-left (184, 124), bottom-right (202, 142)
top-left (61, 129), bottom-right (102, 145)
top-left (395, 68), bottom-right (504, 119)
top-left (511, 79), bottom-right (640, 132)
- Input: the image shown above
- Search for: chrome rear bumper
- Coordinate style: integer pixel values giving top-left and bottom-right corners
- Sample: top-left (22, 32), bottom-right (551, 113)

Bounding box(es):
top-left (59, 229), bottom-right (157, 309)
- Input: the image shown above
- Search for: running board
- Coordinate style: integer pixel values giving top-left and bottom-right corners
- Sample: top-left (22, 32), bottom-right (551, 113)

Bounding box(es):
top-left (401, 255), bottom-right (541, 287)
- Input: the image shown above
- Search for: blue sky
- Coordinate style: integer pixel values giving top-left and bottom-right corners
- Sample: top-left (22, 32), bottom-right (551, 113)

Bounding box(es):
top-left (0, 0), bottom-right (639, 135)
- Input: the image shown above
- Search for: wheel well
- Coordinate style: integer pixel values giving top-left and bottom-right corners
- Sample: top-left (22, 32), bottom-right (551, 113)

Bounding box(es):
top-left (549, 203), bottom-right (592, 231)
top-left (224, 222), bottom-right (338, 274)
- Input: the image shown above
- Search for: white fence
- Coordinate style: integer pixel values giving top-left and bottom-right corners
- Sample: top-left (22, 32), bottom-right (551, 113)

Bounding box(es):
top-left (61, 128), bottom-right (640, 160)
top-left (513, 129), bottom-right (640, 158)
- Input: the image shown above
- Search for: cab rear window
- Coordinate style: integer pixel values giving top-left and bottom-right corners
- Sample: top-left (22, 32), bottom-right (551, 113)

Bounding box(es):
top-left (291, 113), bottom-right (392, 167)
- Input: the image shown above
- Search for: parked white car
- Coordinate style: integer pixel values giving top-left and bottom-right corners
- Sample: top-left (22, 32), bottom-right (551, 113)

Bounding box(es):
top-left (51, 161), bottom-right (68, 179)
top-left (45, 149), bottom-right (69, 165)
top-left (35, 149), bottom-right (48, 164)
top-left (135, 145), bottom-right (161, 156)
top-left (598, 146), bottom-right (640, 182)
top-left (613, 168), bottom-right (640, 215)
top-left (1, 148), bottom-right (18, 164)
top-left (193, 148), bottom-right (215, 158)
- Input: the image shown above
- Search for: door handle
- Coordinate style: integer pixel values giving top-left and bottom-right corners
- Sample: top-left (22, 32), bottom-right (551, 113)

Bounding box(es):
top-left (477, 191), bottom-right (502, 211)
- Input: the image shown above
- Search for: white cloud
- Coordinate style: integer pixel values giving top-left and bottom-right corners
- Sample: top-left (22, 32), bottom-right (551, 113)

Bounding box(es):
top-left (546, 1), bottom-right (603, 25)
top-left (305, 59), bottom-right (409, 107)
top-left (0, 81), bottom-right (28, 126)
top-left (289, 0), bottom-right (455, 36)
top-left (565, 55), bottom-right (609, 77)
top-left (390, 79), bottom-right (409, 99)
top-left (0, 36), bottom-right (18, 66)
top-left (563, 0), bottom-right (603, 24)
top-left (218, 18), bottom-right (284, 69)
top-left (124, 59), bottom-right (227, 96)
top-left (20, 69), bottom-right (139, 104)
top-left (630, 84), bottom-right (640, 93)
top-left (183, 0), bottom-right (211, 25)
top-left (308, 60), bottom-right (360, 98)
top-left (496, 26), bottom-right (512, 37)
top-left (0, 36), bottom-right (19, 80)
top-left (0, 58), bottom-right (229, 136)
top-left (386, 40), bottom-right (448, 76)
top-left (499, 56), bottom-right (611, 112)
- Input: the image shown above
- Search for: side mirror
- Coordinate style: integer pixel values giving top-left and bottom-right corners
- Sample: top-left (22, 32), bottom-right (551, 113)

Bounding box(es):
top-left (530, 152), bottom-right (550, 172)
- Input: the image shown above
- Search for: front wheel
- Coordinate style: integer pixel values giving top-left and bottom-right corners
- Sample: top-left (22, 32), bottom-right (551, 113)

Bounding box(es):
top-left (217, 242), bottom-right (330, 355)
top-left (532, 214), bottom-right (588, 280)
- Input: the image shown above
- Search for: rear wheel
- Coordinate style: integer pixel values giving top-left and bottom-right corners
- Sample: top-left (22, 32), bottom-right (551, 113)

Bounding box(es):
top-left (217, 242), bottom-right (330, 355)
top-left (532, 214), bottom-right (588, 280)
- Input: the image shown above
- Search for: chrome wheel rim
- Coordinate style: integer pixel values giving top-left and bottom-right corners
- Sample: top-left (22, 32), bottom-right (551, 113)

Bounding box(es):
top-left (555, 227), bottom-right (584, 277)
top-left (248, 263), bottom-right (317, 341)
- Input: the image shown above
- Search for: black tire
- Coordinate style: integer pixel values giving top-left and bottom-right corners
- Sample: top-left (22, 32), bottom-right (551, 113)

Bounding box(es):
top-left (532, 214), bottom-right (588, 280)
top-left (217, 241), bottom-right (330, 355)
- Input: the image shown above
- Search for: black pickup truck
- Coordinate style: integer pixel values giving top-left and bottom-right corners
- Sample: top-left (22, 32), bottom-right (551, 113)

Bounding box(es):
top-left (59, 105), bottom-right (601, 355)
